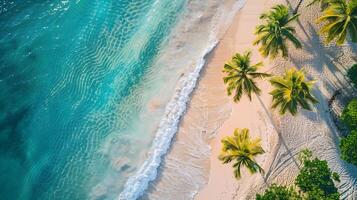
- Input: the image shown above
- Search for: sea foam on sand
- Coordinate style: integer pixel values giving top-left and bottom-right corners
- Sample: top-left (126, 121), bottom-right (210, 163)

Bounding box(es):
top-left (118, 0), bottom-right (246, 199)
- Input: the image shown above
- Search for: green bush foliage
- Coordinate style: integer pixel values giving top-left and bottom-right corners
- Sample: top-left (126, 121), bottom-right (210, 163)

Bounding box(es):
top-left (256, 150), bottom-right (340, 200)
top-left (347, 64), bottom-right (357, 86)
top-left (340, 130), bottom-right (357, 165)
top-left (295, 157), bottom-right (340, 200)
top-left (341, 99), bottom-right (357, 131)
top-left (256, 184), bottom-right (302, 200)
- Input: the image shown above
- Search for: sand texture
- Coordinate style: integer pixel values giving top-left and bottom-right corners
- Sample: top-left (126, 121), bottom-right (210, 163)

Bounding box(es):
top-left (145, 0), bottom-right (357, 199)
top-left (196, 0), bottom-right (357, 199)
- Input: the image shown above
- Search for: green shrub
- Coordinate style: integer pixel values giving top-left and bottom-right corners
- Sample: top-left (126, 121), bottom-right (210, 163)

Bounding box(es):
top-left (257, 150), bottom-right (341, 200)
top-left (340, 130), bottom-right (357, 165)
top-left (298, 149), bottom-right (313, 163)
top-left (256, 184), bottom-right (302, 200)
top-left (332, 172), bottom-right (340, 182)
top-left (347, 64), bottom-right (357, 86)
top-left (303, 187), bottom-right (339, 200)
top-left (295, 157), bottom-right (340, 200)
top-left (341, 99), bottom-right (357, 131)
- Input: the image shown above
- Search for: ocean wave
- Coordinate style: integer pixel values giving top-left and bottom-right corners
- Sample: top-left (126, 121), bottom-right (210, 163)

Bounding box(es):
top-left (118, 39), bottom-right (218, 200)
top-left (118, 0), bottom-right (246, 199)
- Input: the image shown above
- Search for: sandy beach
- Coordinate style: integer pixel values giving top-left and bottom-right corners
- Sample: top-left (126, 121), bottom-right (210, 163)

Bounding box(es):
top-left (5, 0), bottom-right (356, 199)
top-left (196, 0), bottom-right (283, 199)
top-left (195, 0), bottom-right (357, 199)
top-left (143, 0), bottom-right (357, 199)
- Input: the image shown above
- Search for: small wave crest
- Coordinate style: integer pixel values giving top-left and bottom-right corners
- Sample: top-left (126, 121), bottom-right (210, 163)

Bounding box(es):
top-left (118, 0), bottom-right (246, 199)
top-left (118, 37), bottom-right (218, 200)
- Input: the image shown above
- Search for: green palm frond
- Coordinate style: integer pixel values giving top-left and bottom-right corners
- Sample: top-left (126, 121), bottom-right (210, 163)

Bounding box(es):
top-left (218, 128), bottom-right (265, 179)
top-left (223, 51), bottom-right (270, 103)
top-left (254, 4), bottom-right (302, 59)
top-left (317, 0), bottom-right (357, 45)
top-left (269, 68), bottom-right (319, 116)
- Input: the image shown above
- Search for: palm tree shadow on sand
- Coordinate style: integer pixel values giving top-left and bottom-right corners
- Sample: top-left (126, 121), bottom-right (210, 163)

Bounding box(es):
top-left (275, 3), bottom-right (357, 195)
top-left (254, 93), bottom-right (301, 182)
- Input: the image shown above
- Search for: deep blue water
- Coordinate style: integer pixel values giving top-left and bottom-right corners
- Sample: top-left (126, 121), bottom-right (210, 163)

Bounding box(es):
top-left (0, 0), bottom-right (185, 199)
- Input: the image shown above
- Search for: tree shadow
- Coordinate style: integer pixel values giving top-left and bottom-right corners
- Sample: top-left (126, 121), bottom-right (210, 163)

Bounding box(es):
top-left (347, 39), bottom-right (357, 58)
top-left (291, 20), bottom-right (357, 135)
top-left (284, 0), bottom-right (294, 11)
top-left (255, 95), bottom-right (301, 182)
top-left (287, 8), bottom-right (357, 193)
top-left (303, 88), bottom-right (357, 197)
top-left (291, 22), bottom-right (354, 94)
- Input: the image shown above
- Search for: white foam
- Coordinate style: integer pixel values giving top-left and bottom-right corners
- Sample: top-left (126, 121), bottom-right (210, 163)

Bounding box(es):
top-left (118, 39), bottom-right (218, 200)
top-left (118, 0), bottom-right (246, 199)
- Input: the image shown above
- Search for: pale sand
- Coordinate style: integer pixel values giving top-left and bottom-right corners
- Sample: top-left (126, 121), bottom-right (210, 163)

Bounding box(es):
top-left (142, 1), bottom-right (242, 199)
top-left (195, 0), bottom-right (283, 199)
top-left (143, 0), bottom-right (357, 199)
top-left (196, 0), bottom-right (357, 200)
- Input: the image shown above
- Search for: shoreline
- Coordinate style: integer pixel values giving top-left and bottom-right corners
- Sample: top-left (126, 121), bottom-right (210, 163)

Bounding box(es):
top-left (141, 0), bottom-right (357, 199)
top-left (139, 0), bottom-right (247, 199)
top-left (120, 1), bottom-right (247, 199)
top-left (195, 0), bottom-right (283, 199)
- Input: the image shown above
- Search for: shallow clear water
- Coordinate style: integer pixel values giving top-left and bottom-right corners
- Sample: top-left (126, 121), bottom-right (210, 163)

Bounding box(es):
top-left (0, 0), bottom-right (186, 199)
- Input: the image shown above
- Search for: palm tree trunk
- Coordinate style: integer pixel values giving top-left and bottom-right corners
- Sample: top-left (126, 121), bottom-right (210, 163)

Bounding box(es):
top-left (255, 94), bottom-right (280, 133)
top-left (293, 0), bottom-right (304, 14)
top-left (254, 93), bottom-right (302, 171)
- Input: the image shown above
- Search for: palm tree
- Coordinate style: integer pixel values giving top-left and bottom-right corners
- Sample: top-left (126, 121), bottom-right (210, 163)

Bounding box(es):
top-left (218, 128), bottom-right (265, 179)
top-left (294, 0), bottom-right (305, 14)
top-left (223, 51), bottom-right (270, 103)
top-left (270, 68), bottom-right (318, 116)
top-left (317, 0), bottom-right (357, 45)
top-left (254, 4), bottom-right (302, 59)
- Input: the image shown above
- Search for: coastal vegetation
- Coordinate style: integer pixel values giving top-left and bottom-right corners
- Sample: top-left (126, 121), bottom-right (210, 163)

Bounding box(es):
top-left (317, 0), bottom-right (357, 45)
top-left (222, 53), bottom-right (319, 117)
top-left (256, 184), bottom-right (302, 200)
top-left (220, 1), bottom-right (356, 197)
top-left (257, 150), bottom-right (340, 200)
top-left (218, 128), bottom-right (265, 179)
top-left (338, 62), bottom-right (357, 165)
top-left (295, 0), bottom-right (357, 45)
top-left (254, 4), bottom-right (302, 59)
top-left (223, 51), bottom-right (270, 102)
top-left (295, 150), bottom-right (340, 200)
top-left (339, 98), bottom-right (357, 165)
top-left (340, 130), bottom-right (357, 165)
top-left (341, 98), bottom-right (357, 130)
top-left (269, 68), bottom-right (319, 116)
top-left (347, 64), bottom-right (357, 87)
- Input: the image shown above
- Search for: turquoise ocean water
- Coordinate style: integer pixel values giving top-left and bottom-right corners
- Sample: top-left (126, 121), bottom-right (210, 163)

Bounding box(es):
top-left (0, 0), bottom-right (244, 199)
top-left (0, 0), bottom-right (187, 199)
